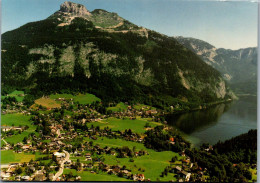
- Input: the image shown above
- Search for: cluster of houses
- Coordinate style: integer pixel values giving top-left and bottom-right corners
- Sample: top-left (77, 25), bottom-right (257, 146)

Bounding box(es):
top-left (108, 105), bottom-right (159, 120)
top-left (161, 150), bottom-right (208, 182)
top-left (59, 174), bottom-right (81, 181)
top-left (66, 141), bottom-right (148, 159)
top-left (1, 99), bottom-right (29, 114)
top-left (171, 162), bottom-right (207, 182)
top-left (2, 138), bottom-right (37, 152)
top-left (1, 126), bottom-right (30, 146)
top-left (43, 120), bottom-right (145, 145)
top-left (171, 166), bottom-right (191, 182)
top-left (1, 163), bottom-right (47, 181)
top-left (52, 150), bottom-right (145, 181)
top-left (2, 126), bottom-right (23, 132)
top-left (133, 174), bottom-right (145, 181)
top-left (1, 95), bottom-right (211, 182)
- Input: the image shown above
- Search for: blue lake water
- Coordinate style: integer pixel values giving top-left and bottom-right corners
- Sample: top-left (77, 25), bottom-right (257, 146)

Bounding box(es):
top-left (167, 96), bottom-right (257, 147)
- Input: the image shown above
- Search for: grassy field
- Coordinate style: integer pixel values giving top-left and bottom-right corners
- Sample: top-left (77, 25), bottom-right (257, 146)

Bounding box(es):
top-left (102, 151), bottom-right (178, 181)
top-left (1, 113), bottom-right (31, 127)
top-left (106, 102), bottom-right (156, 112)
top-left (84, 137), bottom-right (180, 181)
top-left (2, 90), bottom-right (25, 102)
top-left (1, 140), bottom-right (6, 147)
top-left (63, 169), bottom-right (130, 181)
top-left (34, 97), bottom-right (61, 109)
top-left (86, 136), bottom-right (146, 150)
top-left (1, 151), bottom-right (48, 164)
top-left (1, 151), bottom-right (35, 164)
top-left (74, 93), bottom-right (101, 104)
top-left (91, 117), bottom-right (161, 134)
top-left (49, 93), bottom-right (74, 100)
top-left (4, 131), bottom-right (34, 144)
top-left (107, 102), bottom-right (128, 112)
top-left (133, 104), bottom-right (156, 110)
top-left (2, 113), bottom-right (37, 144)
top-left (158, 172), bottom-right (178, 182)
top-left (50, 93), bottom-right (101, 105)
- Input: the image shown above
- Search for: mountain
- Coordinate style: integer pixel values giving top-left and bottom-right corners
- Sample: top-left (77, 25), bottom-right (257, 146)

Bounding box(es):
top-left (1, 1), bottom-right (235, 108)
top-left (175, 36), bottom-right (257, 95)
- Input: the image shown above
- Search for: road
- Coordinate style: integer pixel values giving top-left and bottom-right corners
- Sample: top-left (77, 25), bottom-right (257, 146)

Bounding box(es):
top-left (2, 139), bottom-right (8, 145)
top-left (52, 150), bottom-right (70, 181)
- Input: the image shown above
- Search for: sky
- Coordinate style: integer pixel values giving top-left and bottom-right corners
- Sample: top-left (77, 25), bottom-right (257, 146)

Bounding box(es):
top-left (1, 0), bottom-right (258, 49)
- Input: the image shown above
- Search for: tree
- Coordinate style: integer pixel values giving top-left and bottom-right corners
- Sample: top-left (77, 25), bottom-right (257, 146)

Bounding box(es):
top-left (118, 171), bottom-right (124, 177)
top-left (15, 167), bottom-right (23, 174)
top-left (171, 156), bottom-right (177, 162)
top-left (200, 143), bottom-right (210, 150)
top-left (129, 158), bottom-right (134, 162)
top-left (133, 146), bottom-right (136, 153)
top-left (68, 171), bottom-right (73, 179)
top-left (23, 136), bottom-right (28, 144)
top-left (89, 141), bottom-right (93, 147)
top-left (2, 96), bottom-right (17, 105)
top-left (144, 122), bottom-right (151, 128)
top-left (23, 94), bottom-right (36, 107)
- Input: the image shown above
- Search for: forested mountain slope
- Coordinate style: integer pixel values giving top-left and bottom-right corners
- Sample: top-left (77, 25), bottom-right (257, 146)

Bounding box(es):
top-left (175, 36), bottom-right (257, 95)
top-left (2, 1), bottom-right (235, 107)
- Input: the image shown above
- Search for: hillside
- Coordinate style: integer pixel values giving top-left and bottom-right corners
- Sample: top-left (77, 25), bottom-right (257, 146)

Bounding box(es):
top-left (1, 1), bottom-right (235, 108)
top-left (175, 36), bottom-right (257, 95)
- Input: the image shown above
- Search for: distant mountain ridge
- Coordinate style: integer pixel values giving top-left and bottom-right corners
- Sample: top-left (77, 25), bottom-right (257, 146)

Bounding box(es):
top-left (1, 1), bottom-right (235, 108)
top-left (175, 36), bottom-right (257, 94)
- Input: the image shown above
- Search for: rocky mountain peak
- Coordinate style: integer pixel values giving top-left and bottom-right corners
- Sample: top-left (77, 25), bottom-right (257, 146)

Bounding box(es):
top-left (60, 1), bottom-right (91, 16)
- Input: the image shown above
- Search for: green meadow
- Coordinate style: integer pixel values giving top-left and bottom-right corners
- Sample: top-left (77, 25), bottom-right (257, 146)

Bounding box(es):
top-left (1, 151), bottom-right (48, 164)
top-left (1, 113), bottom-right (32, 127)
top-left (2, 90), bottom-right (25, 102)
top-left (49, 93), bottom-right (74, 100)
top-left (2, 113), bottom-right (37, 144)
top-left (4, 131), bottom-right (34, 144)
top-left (50, 93), bottom-right (101, 105)
top-left (1, 151), bottom-right (35, 164)
top-left (83, 137), bottom-right (181, 181)
top-left (63, 169), bottom-right (130, 181)
top-left (107, 102), bottom-right (128, 112)
top-left (73, 93), bottom-right (101, 104)
top-left (1, 140), bottom-right (6, 147)
top-left (86, 136), bottom-right (145, 150)
top-left (91, 117), bottom-right (161, 134)
top-left (133, 104), bottom-right (156, 110)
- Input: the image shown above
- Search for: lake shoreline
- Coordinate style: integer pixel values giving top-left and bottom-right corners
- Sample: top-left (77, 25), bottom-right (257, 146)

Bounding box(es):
top-left (166, 98), bottom-right (233, 116)
top-left (165, 95), bottom-right (257, 147)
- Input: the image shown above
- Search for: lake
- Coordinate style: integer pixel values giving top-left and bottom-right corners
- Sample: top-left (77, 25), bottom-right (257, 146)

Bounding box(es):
top-left (167, 96), bottom-right (257, 147)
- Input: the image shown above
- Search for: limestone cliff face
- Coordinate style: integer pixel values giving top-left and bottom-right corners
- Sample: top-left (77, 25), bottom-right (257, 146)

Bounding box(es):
top-left (60, 1), bottom-right (91, 16)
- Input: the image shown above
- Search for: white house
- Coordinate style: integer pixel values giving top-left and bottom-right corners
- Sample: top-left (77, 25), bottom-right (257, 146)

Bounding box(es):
top-left (53, 152), bottom-right (65, 158)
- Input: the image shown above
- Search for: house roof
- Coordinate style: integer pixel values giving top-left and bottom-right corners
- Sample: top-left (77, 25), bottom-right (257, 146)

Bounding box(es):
top-left (34, 174), bottom-right (46, 181)
top-left (181, 170), bottom-right (190, 176)
top-left (175, 166), bottom-right (182, 171)
top-left (21, 176), bottom-right (30, 180)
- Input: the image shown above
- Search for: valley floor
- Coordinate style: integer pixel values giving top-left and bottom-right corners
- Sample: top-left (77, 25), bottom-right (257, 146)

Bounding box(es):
top-left (1, 92), bottom-right (257, 182)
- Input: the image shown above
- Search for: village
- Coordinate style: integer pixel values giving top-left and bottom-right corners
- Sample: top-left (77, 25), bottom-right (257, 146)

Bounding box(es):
top-left (1, 95), bottom-right (210, 182)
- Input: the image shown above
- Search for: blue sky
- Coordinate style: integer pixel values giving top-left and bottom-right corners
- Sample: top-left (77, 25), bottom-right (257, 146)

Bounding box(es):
top-left (1, 0), bottom-right (258, 49)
